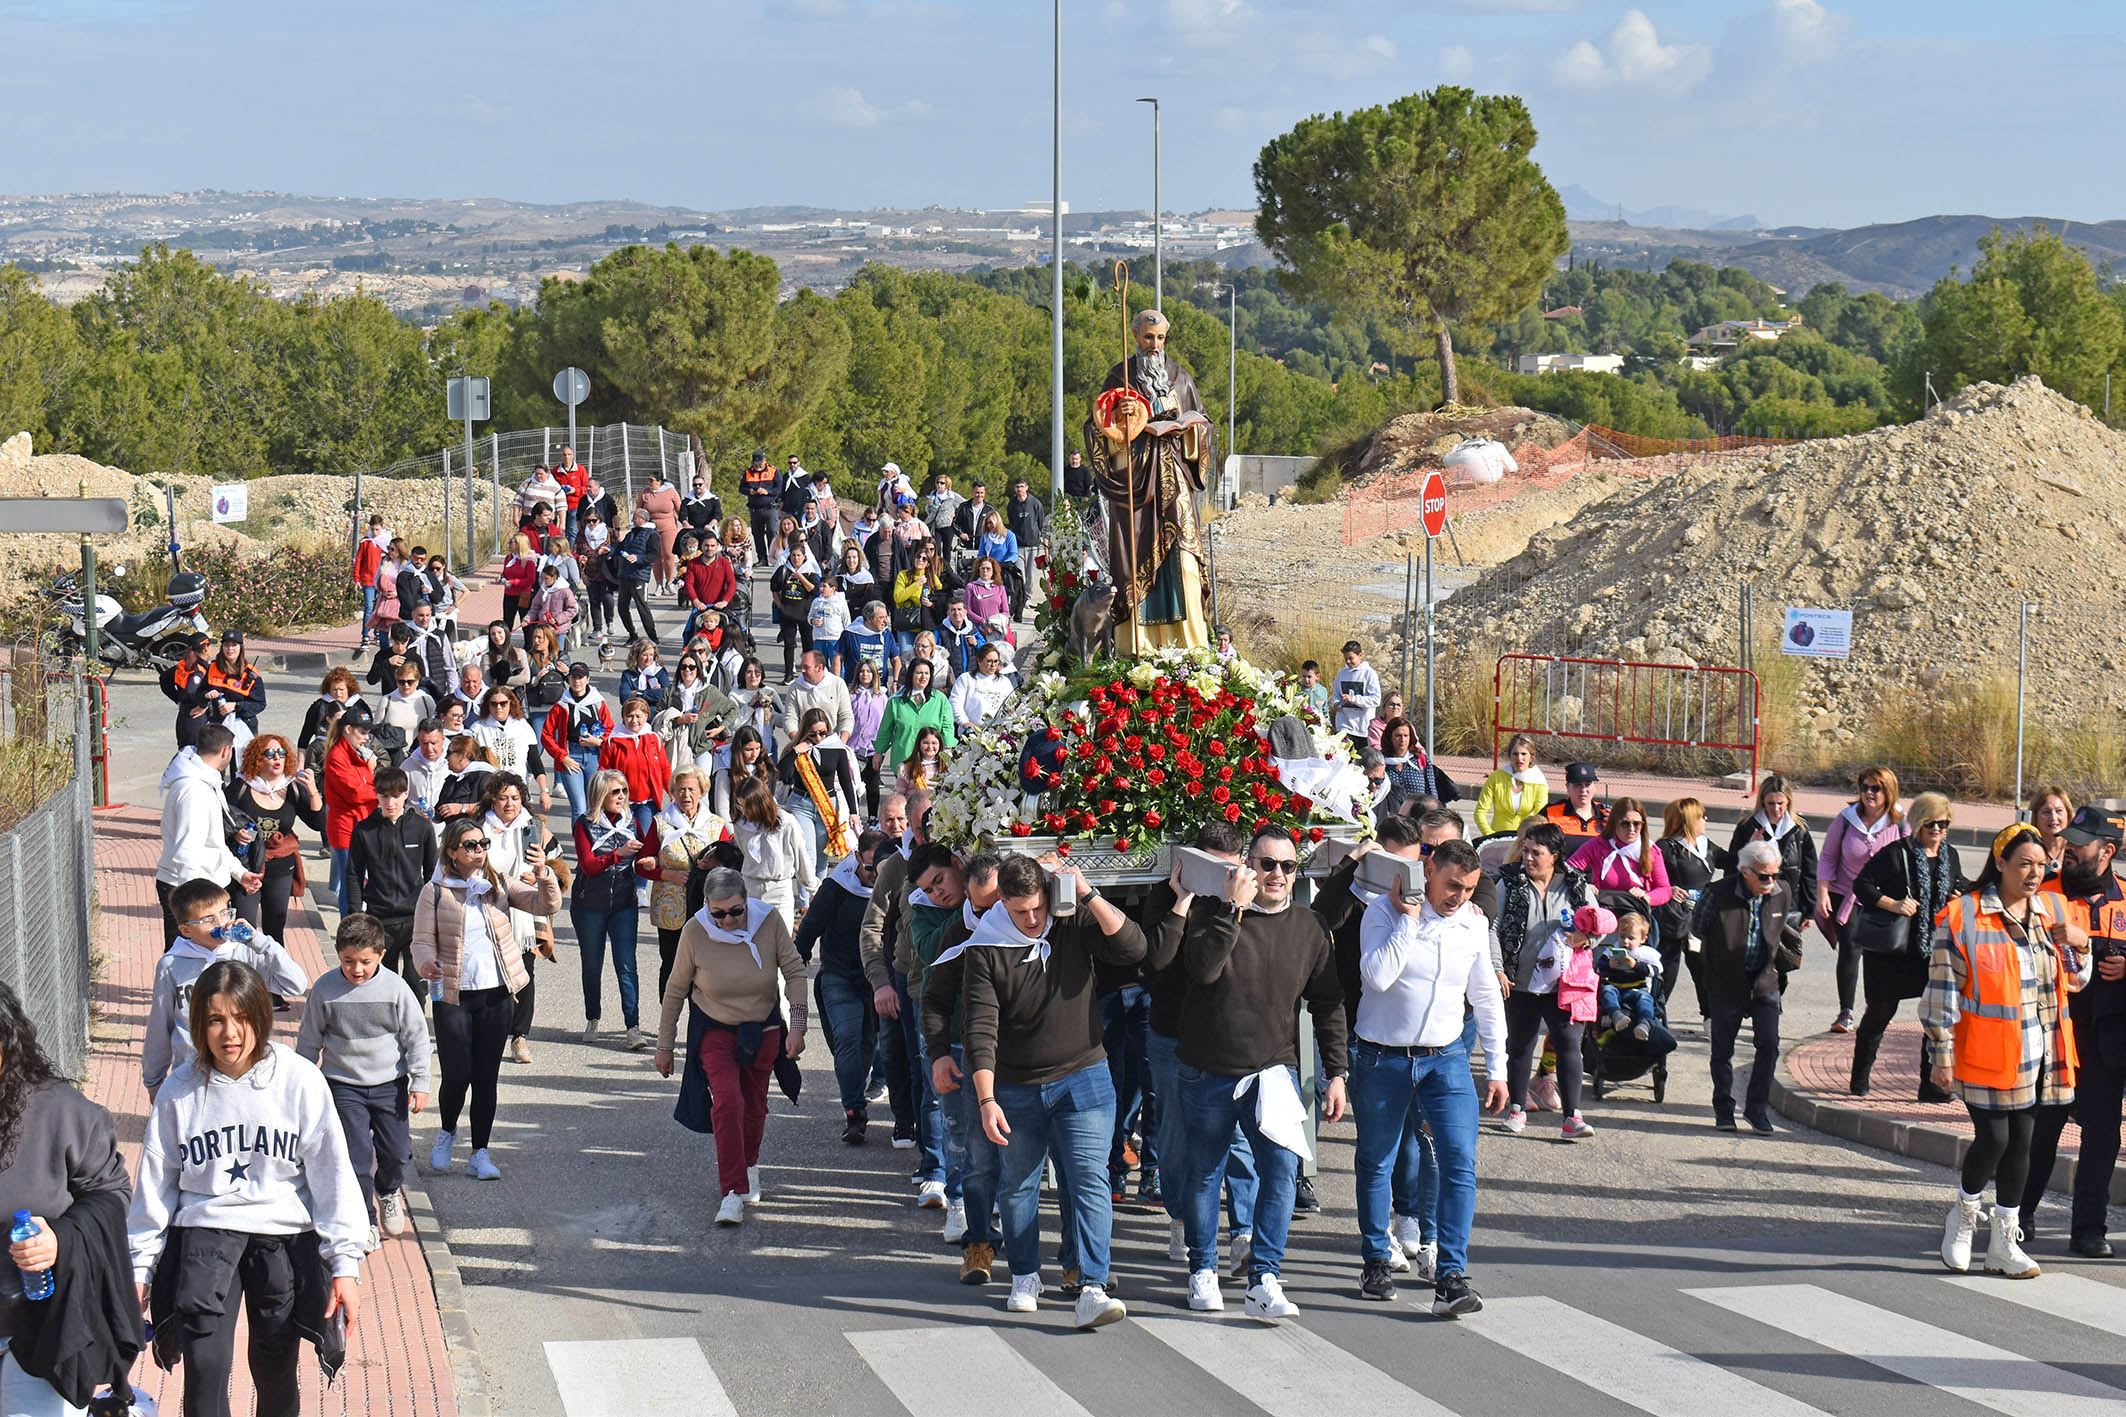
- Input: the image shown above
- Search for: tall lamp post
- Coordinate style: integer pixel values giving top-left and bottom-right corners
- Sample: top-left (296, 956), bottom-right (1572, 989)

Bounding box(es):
top-left (1137, 96), bottom-right (1160, 312)
top-left (1050, 0), bottom-right (1065, 501)
top-left (1221, 280), bottom-right (1237, 459)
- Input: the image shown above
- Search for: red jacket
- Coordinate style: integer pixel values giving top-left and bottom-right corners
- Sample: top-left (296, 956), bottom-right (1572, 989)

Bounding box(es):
top-left (502, 554), bottom-right (539, 599)
top-left (682, 557), bottom-right (735, 608)
top-left (556, 463), bottom-right (589, 512)
top-left (540, 697), bottom-right (615, 767)
top-left (323, 738), bottom-right (379, 848)
top-left (598, 730), bottom-right (671, 808)
top-left (353, 538), bottom-right (383, 588)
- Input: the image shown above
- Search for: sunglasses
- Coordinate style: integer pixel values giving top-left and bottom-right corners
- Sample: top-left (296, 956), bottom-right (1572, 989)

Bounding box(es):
top-left (1253, 858), bottom-right (1299, 875)
top-left (708, 905), bottom-right (749, 921)
top-left (1859, 784), bottom-right (1886, 795)
top-left (1616, 819), bottom-right (1645, 829)
top-left (1922, 819), bottom-right (1951, 831)
top-left (458, 839), bottom-right (489, 851)
top-left (261, 748), bottom-right (286, 759)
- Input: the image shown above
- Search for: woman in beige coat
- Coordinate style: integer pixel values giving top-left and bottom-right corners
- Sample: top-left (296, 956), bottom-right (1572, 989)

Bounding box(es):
top-left (415, 814), bottom-right (562, 1181)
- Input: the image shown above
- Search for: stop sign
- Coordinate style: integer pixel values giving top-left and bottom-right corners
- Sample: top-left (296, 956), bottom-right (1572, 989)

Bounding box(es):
top-left (1420, 469), bottom-right (1449, 538)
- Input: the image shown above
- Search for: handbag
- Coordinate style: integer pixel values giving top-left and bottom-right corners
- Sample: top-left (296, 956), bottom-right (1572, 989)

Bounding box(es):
top-left (1848, 902), bottom-right (1913, 955)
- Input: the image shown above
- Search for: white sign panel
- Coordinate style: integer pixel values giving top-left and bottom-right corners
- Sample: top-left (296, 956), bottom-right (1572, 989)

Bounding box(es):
top-left (210, 483), bottom-right (248, 525)
top-left (1781, 607), bottom-right (1851, 658)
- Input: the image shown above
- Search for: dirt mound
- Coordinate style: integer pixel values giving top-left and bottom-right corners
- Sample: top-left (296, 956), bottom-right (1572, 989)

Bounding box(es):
top-left (1438, 376), bottom-right (2126, 734)
top-left (1352, 404), bottom-right (1577, 484)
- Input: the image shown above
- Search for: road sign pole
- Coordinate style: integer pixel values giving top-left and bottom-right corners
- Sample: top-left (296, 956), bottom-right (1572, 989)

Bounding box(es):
top-left (465, 436), bottom-right (475, 569)
top-left (1424, 531), bottom-right (1435, 766)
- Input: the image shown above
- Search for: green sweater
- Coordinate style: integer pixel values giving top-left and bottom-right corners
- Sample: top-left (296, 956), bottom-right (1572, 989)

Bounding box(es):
top-left (872, 690), bottom-right (955, 767)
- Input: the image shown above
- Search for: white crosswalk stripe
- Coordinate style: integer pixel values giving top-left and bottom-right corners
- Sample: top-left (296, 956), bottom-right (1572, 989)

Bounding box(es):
top-left (1688, 1282), bottom-right (2126, 1417)
top-left (543, 1337), bottom-right (739, 1417)
top-left (1944, 1272), bottom-right (2126, 1340)
top-left (847, 1327), bottom-right (1096, 1417)
top-left (1135, 1313), bottom-right (1461, 1417)
top-left (1475, 1295), bottom-right (1827, 1415)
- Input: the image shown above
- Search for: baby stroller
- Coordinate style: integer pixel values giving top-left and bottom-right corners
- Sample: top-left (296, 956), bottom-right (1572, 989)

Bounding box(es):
top-left (1583, 910), bottom-right (1678, 1103)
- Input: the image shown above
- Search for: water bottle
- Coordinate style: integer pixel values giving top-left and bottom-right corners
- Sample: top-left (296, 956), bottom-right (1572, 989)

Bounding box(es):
top-left (211, 919), bottom-right (255, 946)
top-left (10, 1211), bottom-right (52, 1301)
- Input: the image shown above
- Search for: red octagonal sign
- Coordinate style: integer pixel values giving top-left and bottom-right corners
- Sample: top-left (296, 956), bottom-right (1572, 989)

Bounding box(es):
top-left (1420, 469), bottom-right (1449, 538)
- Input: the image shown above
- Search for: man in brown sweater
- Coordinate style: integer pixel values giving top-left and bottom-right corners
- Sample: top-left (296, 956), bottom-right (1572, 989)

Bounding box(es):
top-left (1176, 826), bottom-right (1348, 1323)
top-left (962, 854), bottom-right (1144, 1330)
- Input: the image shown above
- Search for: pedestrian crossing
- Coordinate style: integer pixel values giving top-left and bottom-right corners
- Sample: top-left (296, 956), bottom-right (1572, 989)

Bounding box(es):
top-left (541, 1271), bottom-right (2126, 1417)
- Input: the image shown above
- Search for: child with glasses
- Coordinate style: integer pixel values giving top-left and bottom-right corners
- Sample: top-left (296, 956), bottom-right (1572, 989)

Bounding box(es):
top-left (142, 876), bottom-right (308, 1096)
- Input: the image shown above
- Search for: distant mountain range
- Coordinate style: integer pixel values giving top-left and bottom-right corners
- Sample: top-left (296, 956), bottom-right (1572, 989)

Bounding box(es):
top-left (1557, 185), bottom-right (1762, 232)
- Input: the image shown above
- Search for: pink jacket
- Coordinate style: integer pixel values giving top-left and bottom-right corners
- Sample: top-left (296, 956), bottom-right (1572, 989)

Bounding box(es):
top-left (1568, 835), bottom-right (1673, 907)
top-left (1557, 943), bottom-right (1600, 1023)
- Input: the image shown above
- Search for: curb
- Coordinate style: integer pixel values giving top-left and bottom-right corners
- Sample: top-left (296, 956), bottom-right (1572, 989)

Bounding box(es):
top-left (1772, 1046), bottom-right (2126, 1205)
top-left (404, 1177), bottom-right (492, 1417)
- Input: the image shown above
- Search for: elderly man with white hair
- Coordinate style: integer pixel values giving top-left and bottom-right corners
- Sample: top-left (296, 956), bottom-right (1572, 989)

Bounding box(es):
top-left (1691, 838), bottom-right (1808, 1135)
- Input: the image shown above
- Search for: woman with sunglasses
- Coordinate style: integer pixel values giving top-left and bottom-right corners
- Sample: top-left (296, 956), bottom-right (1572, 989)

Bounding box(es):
top-left (416, 816), bottom-right (562, 1181)
top-left (482, 773), bottom-right (568, 1067)
top-left (1567, 796), bottom-right (1672, 938)
top-left (779, 707), bottom-right (858, 865)
top-left (322, 704), bottom-right (381, 918)
top-left (470, 686), bottom-right (551, 815)
top-left (1848, 792), bottom-right (1964, 1100)
top-left (226, 733), bottom-right (323, 947)
top-left (654, 866), bottom-right (808, 1227)
top-left (1817, 766), bottom-right (1909, 1034)
top-left (1926, 822), bottom-right (2089, 1277)
top-left (572, 769), bottom-right (651, 1050)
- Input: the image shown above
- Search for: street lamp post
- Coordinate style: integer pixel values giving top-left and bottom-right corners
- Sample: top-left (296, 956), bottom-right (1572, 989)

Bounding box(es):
top-left (1051, 0), bottom-right (1065, 502)
top-left (1137, 96), bottom-right (1160, 312)
top-left (1224, 280), bottom-right (1237, 459)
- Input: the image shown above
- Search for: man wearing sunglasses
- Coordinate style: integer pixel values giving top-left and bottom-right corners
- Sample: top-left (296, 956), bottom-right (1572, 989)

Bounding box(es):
top-left (1175, 828), bottom-right (1347, 1322)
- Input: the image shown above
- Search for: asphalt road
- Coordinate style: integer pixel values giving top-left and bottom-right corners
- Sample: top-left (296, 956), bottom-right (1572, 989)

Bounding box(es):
top-left (99, 659), bottom-right (2126, 1417)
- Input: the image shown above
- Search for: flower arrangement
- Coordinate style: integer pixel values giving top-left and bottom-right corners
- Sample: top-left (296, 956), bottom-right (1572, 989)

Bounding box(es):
top-left (1032, 495), bottom-right (1102, 671)
top-left (928, 645), bottom-right (1365, 854)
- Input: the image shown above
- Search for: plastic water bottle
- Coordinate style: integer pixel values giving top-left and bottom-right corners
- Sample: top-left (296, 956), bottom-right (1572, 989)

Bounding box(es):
top-left (10, 1211), bottom-right (52, 1300)
top-left (211, 919), bottom-right (255, 946)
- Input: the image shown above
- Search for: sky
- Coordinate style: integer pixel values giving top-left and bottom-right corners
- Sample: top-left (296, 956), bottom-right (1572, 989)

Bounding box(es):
top-left (1, 0), bottom-right (2120, 230)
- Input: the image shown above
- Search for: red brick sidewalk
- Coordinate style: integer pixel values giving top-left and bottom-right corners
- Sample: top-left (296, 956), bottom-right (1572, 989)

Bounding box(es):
top-left (89, 804), bottom-right (458, 1416)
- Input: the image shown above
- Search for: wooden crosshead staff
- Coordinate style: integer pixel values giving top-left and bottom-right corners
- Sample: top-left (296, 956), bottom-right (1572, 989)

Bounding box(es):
top-left (1113, 259), bottom-right (1138, 622)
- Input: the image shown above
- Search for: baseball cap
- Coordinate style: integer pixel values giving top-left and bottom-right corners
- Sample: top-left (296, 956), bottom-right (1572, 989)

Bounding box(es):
top-left (1565, 762), bottom-right (1600, 786)
top-left (880, 461), bottom-right (902, 476)
top-left (220, 629), bottom-right (244, 645)
top-left (187, 631), bottom-right (211, 650)
top-left (2062, 806), bottom-right (2125, 847)
top-left (339, 703), bottom-right (374, 730)
top-left (568, 662), bottom-right (591, 679)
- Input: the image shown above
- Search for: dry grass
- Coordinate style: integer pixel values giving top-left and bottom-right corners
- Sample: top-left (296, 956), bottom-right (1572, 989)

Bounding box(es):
top-left (0, 737), bottom-right (73, 834)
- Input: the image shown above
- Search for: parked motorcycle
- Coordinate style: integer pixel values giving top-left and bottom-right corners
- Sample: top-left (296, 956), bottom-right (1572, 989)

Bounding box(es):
top-left (43, 565), bottom-right (211, 671)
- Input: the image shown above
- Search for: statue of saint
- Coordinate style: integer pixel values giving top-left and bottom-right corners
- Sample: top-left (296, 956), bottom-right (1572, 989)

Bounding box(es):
top-left (1084, 309), bottom-right (1216, 654)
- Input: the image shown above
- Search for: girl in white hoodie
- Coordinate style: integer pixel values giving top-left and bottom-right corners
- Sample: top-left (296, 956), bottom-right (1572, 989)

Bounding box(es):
top-left (130, 959), bottom-right (367, 1417)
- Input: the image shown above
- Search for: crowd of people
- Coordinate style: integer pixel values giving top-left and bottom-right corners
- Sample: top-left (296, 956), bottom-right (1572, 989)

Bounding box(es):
top-left (6, 448), bottom-right (2123, 1414)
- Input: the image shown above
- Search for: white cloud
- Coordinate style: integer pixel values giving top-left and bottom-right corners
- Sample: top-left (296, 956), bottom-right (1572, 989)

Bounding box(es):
top-left (1439, 43), bottom-right (1476, 81)
top-left (1768, 0), bottom-right (1848, 63)
top-left (1453, 0), bottom-right (1577, 11)
top-left (1549, 10), bottom-right (1710, 95)
top-left (1295, 31), bottom-right (1397, 78)
top-left (1166, 0), bottom-right (1252, 32)
top-left (812, 86), bottom-right (936, 129)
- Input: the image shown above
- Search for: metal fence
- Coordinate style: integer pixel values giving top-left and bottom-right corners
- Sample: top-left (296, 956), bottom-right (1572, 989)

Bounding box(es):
top-left (0, 661), bottom-right (93, 1077)
top-left (349, 422), bottom-right (688, 569)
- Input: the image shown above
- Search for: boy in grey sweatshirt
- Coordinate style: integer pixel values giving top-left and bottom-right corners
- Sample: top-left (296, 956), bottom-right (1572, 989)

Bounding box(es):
top-left (144, 878), bottom-right (309, 1094)
top-left (294, 913), bottom-right (433, 1246)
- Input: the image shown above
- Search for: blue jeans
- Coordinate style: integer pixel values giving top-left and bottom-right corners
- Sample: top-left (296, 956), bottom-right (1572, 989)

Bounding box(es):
top-left (914, 1031), bottom-right (960, 1202)
top-left (330, 845), bottom-right (351, 917)
top-left (0, 1341), bottom-right (82, 1417)
top-left (1147, 1029), bottom-right (1257, 1231)
top-left (815, 968), bottom-right (877, 1117)
top-left (995, 1064), bottom-right (1116, 1282)
top-left (1601, 982), bottom-right (1659, 1029)
top-left (896, 970), bottom-right (943, 1184)
top-left (939, 1045), bottom-right (999, 1239)
top-left (1099, 986), bottom-right (1154, 1173)
top-left (555, 764), bottom-right (588, 820)
top-left (361, 585), bottom-right (378, 639)
top-left (1181, 1064), bottom-right (1298, 1280)
top-left (572, 901), bottom-right (641, 1027)
top-left (1350, 1037), bottom-right (1481, 1276)
top-left (630, 801), bottom-right (656, 840)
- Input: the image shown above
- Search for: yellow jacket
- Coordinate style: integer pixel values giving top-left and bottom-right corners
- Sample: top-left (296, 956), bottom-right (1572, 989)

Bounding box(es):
top-left (1475, 769), bottom-right (1549, 837)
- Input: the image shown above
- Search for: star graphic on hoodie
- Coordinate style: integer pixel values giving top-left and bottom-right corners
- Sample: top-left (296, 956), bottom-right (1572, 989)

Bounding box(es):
top-left (226, 1160), bottom-right (250, 1184)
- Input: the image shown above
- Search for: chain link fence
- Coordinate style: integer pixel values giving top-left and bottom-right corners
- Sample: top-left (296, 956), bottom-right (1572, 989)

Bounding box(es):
top-left (0, 656), bottom-right (92, 1077)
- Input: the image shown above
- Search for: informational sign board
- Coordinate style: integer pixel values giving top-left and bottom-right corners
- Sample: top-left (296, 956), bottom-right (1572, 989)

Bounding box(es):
top-left (210, 484), bottom-right (248, 525)
top-left (1782, 607), bottom-right (1852, 658)
top-left (447, 376), bottom-right (491, 422)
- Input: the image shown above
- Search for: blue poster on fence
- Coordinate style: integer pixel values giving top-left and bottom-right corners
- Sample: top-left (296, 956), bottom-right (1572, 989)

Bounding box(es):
top-left (1782, 607), bottom-right (1851, 659)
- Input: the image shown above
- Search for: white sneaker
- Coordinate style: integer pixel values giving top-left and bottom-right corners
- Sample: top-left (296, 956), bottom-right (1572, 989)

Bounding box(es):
top-left (378, 1190), bottom-right (409, 1237)
top-left (582, 1022), bottom-right (600, 1043)
top-left (745, 1166), bottom-right (763, 1204)
top-left (1501, 1106), bottom-right (1527, 1134)
top-left (1392, 1214), bottom-right (1425, 1258)
top-left (624, 1026), bottom-right (651, 1052)
top-left (428, 1130), bottom-right (456, 1172)
top-left (917, 1179), bottom-right (947, 1210)
top-left (1529, 1075), bottom-right (1562, 1113)
top-left (942, 1199), bottom-right (968, 1243)
top-left (715, 1192), bottom-right (744, 1226)
top-left (1227, 1231), bottom-right (1253, 1280)
top-left (364, 1225), bottom-right (381, 1254)
top-left (468, 1148), bottom-right (502, 1180)
top-left (1187, 1270), bottom-right (1224, 1311)
top-left (1244, 1274), bottom-right (1299, 1323)
top-left (1941, 1191), bottom-right (1985, 1271)
top-left (1984, 1207), bottom-right (2039, 1279)
top-left (1414, 1240), bottom-right (1439, 1284)
top-left (1074, 1284), bottom-right (1126, 1329)
top-left (1005, 1273), bottom-right (1042, 1313)
top-left (1387, 1245), bottom-right (1410, 1273)
top-left (1168, 1217), bottom-right (1188, 1263)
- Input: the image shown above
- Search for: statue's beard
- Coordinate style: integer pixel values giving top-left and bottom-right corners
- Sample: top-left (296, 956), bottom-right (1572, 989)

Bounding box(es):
top-left (1132, 351), bottom-right (1173, 403)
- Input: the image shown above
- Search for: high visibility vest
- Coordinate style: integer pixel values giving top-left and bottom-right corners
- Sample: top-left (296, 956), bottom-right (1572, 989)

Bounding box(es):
top-left (1945, 891), bottom-right (2078, 1091)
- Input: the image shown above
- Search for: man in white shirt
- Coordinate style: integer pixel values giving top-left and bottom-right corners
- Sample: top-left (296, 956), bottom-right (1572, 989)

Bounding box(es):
top-left (1349, 824), bottom-right (1506, 1318)
top-left (154, 723), bottom-right (263, 943)
top-left (777, 651), bottom-right (855, 743)
top-left (1331, 639), bottom-right (1380, 744)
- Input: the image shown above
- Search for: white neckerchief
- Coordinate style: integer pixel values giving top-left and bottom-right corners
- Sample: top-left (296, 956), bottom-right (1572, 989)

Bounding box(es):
top-left (909, 886), bottom-right (938, 908)
top-left (932, 901), bottom-right (1051, 969)
top-left (243, 773), bottom-right (289, 796)
top-left (1600, 843), bottom-right (1644, 886)
top-left (1754, 810), bottom-right (1796, 842)
top-left (1680, 832), bottom-right (1712, 864)
top-left (561, 686), bottom-right (604, 718)
top-left (962, 898), bottom-right (982, 930)
top-left (1383, 754), bottom-right (1412, 768)
top-left (657, 799), bottom-right (721, 844)
top-left (672, 679), bottom-right (705, 713)
top-left (1840, 803), bottom-right (1895, 840)
top-left (583, 812), bottom-right (636, 859)
top-left (436, 870), bottom-right (492, 902)
top-left (369, 529), bottom-right (393, 550)
top-left (691, 897), bottom-right (775, 967)
top-left (899, 830), bottom-right (916, 859)
top-left (1512, 766), bottom-right (1547, 788)
top-left (584, 522), bottom-right (610, 551)
top-left (1237, 1066), bottom-right (1313, 1163)
top-left (607, 722), bottom-right (648, 742)
top-left (825, 854), bottom-right (873, 900)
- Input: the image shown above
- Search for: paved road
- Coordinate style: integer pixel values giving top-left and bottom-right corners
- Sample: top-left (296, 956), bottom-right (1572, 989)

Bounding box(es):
top-left (99, 661), bottom-right (2126, 1417)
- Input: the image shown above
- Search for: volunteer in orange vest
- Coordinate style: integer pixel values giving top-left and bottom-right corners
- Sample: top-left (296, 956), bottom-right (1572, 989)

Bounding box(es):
top-left (2019, 807), bottom-right (2126, 1256)
top-left (1539, 762), bottom-right (1607, 845)
top-left (1924, 822), bottom-right (2090, 1279)
top-left (742, 449), bottom-right (781, 567)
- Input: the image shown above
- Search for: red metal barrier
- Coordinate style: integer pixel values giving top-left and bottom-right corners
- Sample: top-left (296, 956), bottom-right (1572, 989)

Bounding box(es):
top-left (1493, 652), bottom-right (1759, 787)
